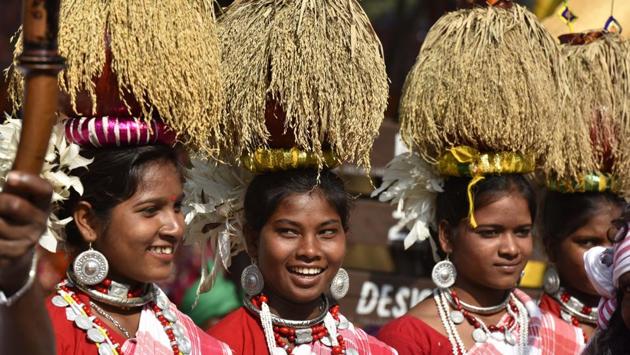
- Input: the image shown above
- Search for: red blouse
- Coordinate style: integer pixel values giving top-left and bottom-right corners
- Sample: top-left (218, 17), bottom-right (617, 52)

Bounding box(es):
top-left (377, 315), bottom-right (453, 355)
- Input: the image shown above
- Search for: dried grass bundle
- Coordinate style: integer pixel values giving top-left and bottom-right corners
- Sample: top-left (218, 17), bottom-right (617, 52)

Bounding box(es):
top-left (219, 0), bottom-right (388, 169)
top-left (8, 0), bottom-right (223, 156)
top-left (560, 33), bottom-right (630, 195)
top-left (400, 4), bottom-right (569, 176)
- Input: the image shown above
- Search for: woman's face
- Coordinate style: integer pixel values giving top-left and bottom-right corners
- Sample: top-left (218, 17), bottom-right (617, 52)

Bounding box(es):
top-left (554, 203), bottom-right (620, 296)
top-left (93, 162), bottom-right (185, 284)
top-left (250, 190), bottom-right (346, 304)
top-left (441, 192), bottom-right (533, 290)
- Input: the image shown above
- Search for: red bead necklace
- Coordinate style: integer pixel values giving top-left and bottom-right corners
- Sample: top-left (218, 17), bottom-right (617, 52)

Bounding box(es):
top-left (450, 290), bottom-right (518, 335)
top-left (559, 291), bottom-right (592, 343)
top-left (251, 294), bottom-right (347, 355)
top-left (61, 282), bottom-right (184, 355)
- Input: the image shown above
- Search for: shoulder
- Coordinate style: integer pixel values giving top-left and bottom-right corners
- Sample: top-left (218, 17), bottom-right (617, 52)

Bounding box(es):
top-left (208, 307), bottom-right (264, 354)
top-left (172, 307), bottom-right (233, 354)
top-left (45, 294), bottom-right (91, 354)
top-left (335, 316), bottom-right (397, 354)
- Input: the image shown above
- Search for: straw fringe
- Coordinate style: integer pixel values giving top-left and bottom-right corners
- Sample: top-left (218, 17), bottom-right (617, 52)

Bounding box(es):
top-left (560, 33), bottom-right (630, 196)
top-left (219, 0), bottom-right (388, 169)
top-left (399, 4), bottom-right (568, 176)
top-left (8, 0), bottom-right (223, 156)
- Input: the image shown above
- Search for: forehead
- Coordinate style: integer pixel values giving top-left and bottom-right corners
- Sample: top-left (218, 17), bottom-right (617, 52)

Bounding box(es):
top-left (474, 192), bottom-right (532, 226)
top-left (133, 162), bottom-right (182, 196)
top-left (270, 191), bottom-right (340, 221)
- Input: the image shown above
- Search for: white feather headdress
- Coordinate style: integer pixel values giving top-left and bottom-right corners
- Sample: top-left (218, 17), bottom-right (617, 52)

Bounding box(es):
top-left (372, 152), bottom-right (444, 259)
top-left (183, 158), bottom-right (252, 303)
top-left (0, 116), bottom-right (93, 252)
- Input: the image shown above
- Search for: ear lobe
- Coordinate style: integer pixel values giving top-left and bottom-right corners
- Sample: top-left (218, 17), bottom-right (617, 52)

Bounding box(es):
top-left (438, 220), bottom-right (454, 255)
top-left (73, 201), bottom-right (99, 244)
top-left (243, 224), bottom-right (259, 259)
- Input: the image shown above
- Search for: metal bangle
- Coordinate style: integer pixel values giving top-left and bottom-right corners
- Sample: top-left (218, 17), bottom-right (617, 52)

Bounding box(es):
top-left (0, 253), bottom-right (39, 307)
top-left (444, 288), bottom-right (510, 315)
top-left (243, 294), bottom-right (330, 328)
top-left (67, 271), bottom-right (156, 309)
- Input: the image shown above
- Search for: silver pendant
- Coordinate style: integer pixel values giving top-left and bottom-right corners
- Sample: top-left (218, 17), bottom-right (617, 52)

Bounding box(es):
top-left (156, 293), bottom-right (169, 310)
top-left (450, 310), bottom-right (464, 324)
top-left (337, 315), bottom-right (349, 330)
top-left (491, 331), bottom-right (504, 341)
top-left (172, 323), bottom-right (185, 338)
top-left (472, 328), bottom-right (488, 343)
top-left (87, 328), bottom-right (106, 343)
top-left (320, 335), bottom-right (333, 347)
top-left (295, 328), bottom-right (313, 344)
top-left (346, 348), bottom-right (360, 355)
top-left (75, 314), bottom-right (92, 330)
top-left (52, 295), bottom-right (68, 307)
top-left (65, 307), bottom-right (77, 322)
top-left (109, 283), bottom-right (128, 298)
top-left (504, 330), bottom-right (516, 345)
top-left (163, 308), bottom-right (177, 322)
top-left (178, 336), bottom-right (192, 354)
top-left (98, 343), bottom-right (114, 355)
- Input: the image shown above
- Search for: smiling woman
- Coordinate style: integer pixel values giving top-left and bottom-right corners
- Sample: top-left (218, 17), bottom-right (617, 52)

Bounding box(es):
top-left (208, 169), bottom-right (396, 354)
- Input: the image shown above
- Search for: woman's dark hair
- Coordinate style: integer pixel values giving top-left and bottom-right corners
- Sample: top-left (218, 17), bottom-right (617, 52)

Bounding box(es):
top-left (540, 191), bottom-right (625, 258)
top-left (244, 169), bottom-right (350, 233)
top-left (59, 145), bottom-right (184, 249)
top-left (435, 174), bottom-right (537, 231)
top-left (583, 293), bottom-right (630, 355)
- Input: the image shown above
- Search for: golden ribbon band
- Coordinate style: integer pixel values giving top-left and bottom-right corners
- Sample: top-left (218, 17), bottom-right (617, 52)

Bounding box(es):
top-left (242, 148), bottom-right (340, 174)
top-left (437, 146), bottom-right (535, 227)
top-left (547, 172), bottom-right (618, 194)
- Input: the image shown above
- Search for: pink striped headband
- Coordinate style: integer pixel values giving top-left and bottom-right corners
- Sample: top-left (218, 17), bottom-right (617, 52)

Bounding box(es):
top-left (64, 116), bottom-right (177, 148)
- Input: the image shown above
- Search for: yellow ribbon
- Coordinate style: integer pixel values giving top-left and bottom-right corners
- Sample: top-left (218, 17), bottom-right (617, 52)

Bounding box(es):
top-left (437, 146), bottom-right (535, 228)
top-left (242, 147), bottom-right (340, 173)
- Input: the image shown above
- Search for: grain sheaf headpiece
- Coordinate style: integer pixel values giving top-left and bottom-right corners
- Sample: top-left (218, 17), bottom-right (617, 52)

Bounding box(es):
top-left (218, 0), bottom-right (388, 172)
top-left (546, 31), bottom-right (630, 197)
top-left (376, 0), bottom-right (570, 249)
top-left (7, 0), bottom-right (224, 155)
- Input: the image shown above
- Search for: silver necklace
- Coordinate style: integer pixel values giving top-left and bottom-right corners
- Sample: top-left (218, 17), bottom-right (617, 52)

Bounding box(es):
top-left (90, 301), bottom-right (132, 338)
top-left (243, 295), bottom-right (329, 328)
top-left (550, 288), bottom-right (598, 325)
top-left (444, 288), bottom-right (510, 315)
top-left (67, 270), bottom-right (155, 309)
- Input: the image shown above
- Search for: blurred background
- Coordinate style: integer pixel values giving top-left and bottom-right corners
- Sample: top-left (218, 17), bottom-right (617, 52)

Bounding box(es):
top-left (1, 0), bottom-right (628, 331)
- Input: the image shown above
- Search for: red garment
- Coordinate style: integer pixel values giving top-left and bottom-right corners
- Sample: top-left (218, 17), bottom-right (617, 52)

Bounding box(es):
top-left (538, 293), bottom-right (562, 318)
top-left (209, 307), bottom-right (396, 355)
top-left (376, 315), bottom-right (453, 355)
top-left (47, 293), bottom-right (128, 354)
top-left (46, 292), bottom-right (231, 354)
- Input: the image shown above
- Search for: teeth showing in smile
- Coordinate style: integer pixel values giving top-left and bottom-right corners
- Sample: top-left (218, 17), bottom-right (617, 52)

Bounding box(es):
top-left (289, 267), bottom-right (324, 276)
top-left (148, 246), bottom-right (173, 255)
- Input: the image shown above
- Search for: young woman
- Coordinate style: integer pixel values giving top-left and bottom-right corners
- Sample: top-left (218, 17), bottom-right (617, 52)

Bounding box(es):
top-left (377, 175), bottom-right (583, 354)
top-left (46, 141), bottom-right (231, 354)
top-left (538, 191), bottom-right (624, 343)
top-left (583, 205), bottom-right (630, 354)
top-left (208, 169), bottom-right (396, 355)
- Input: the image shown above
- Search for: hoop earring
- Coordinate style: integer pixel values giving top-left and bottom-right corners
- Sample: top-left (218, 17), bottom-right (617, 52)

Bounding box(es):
top-left (241, 262), bottom-right (264, 296)
top-left (330, 268), bottom-right (350, 300)
top-left (542, 265), bottom-right (560, 294)
top-left (432, 255), bottom-right (457, 289)
top-left (73, 243), bottom-right (109, 285)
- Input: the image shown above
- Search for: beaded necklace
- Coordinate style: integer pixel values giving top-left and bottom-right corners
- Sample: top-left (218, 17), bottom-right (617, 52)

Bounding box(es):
top-left (549, 287), bottom-right (597, 343)
top-left (52, 279), bottom-right (192, 355)
top-left (246, 294), bottom-right (356, 355)
top-left (434, 288), bottom-right (529, 355)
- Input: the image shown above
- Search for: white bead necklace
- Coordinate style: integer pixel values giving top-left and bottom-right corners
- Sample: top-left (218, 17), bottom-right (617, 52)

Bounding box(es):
top-left (434, 288), bottom-right (530, 354)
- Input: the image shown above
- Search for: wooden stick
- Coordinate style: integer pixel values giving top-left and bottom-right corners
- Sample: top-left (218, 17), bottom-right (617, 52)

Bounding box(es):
top-left (13, 0), bottom-right (65, 174)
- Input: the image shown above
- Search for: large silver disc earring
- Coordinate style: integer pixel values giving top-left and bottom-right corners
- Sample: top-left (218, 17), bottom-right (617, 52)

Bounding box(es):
top-left (543, 265), bottom-right (560, 294)
top-left (241, 263), bottom-right (264, 296)
top-left (330, 268), bottom-right (350, 300)
top-left (432, 256), bottom-right (457, 289)
top-left (73, 244), bottom-right (109, 285)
